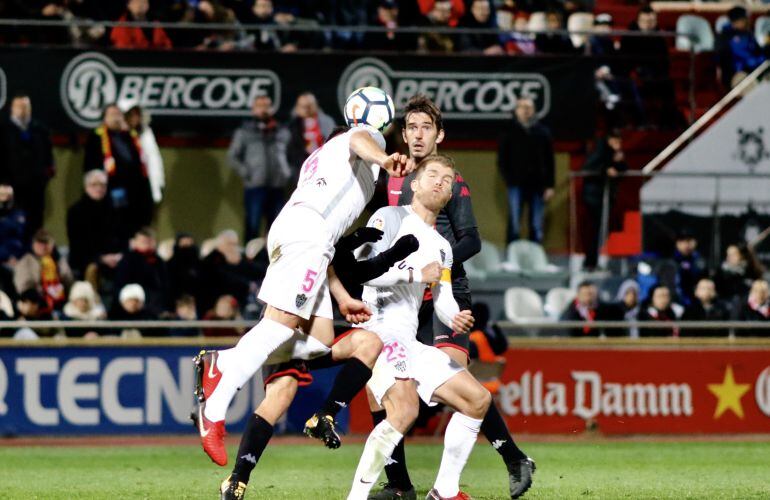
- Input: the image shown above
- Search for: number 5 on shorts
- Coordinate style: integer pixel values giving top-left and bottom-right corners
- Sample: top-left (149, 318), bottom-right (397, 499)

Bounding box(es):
top-left (302, 269), bottom-right (319, 292)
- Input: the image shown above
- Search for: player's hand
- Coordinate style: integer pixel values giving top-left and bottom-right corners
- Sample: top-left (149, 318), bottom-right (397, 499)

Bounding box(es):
top-left (344, 227), bottom-right (383, 249)
top-left (420, 262), bottom-right (442, 284)
top-left (338, 298), bottom-right (372, 324)
top-left (452, 310), bottom-right (475, 335)
top-left (386, 234), bottom-right (420, 263)
top-left (383, 153), bottom-right (411, 178)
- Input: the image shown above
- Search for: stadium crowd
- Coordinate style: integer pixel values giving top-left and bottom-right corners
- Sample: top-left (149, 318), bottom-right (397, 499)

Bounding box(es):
top-left (1, 85), bottom-right (769, 340)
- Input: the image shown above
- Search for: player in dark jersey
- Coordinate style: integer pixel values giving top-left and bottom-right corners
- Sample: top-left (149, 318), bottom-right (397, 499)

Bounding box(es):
top-left (367, 95), bottom-right (535, 500)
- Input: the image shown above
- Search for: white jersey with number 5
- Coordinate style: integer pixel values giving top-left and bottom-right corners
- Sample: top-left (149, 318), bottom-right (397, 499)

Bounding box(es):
top-left (357, 206), bottom-right (456, 344)
top-left (287, 125), bottom-right (386, 243)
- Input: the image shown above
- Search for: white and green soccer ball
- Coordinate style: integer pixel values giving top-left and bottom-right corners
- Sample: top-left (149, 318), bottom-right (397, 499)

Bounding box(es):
top-left (343, 86), bottom-right (395, 132)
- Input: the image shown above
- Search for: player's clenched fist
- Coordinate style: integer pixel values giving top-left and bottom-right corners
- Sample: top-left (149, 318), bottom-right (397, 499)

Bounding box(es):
top-left (420, 262), bottom-right (442, 284)
top-left (339, 297), bottom-right (372, 324)
top-left (451, 310), bottom-right (475, 335)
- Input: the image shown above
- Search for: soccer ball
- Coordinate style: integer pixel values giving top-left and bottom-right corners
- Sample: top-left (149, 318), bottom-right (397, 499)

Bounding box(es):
top-left (343, 87), bottom-right (395, 132)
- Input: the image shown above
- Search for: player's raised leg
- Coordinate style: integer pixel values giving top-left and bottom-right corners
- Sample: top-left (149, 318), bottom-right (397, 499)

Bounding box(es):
top-left (348, 379), bottom-right (419, 500)
top-left (427, 369), bottom-right (491, 500)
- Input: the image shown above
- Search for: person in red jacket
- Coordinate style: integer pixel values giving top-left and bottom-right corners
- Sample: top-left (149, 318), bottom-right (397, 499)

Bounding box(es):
top-left (110, 0), bottom-right (172, 49)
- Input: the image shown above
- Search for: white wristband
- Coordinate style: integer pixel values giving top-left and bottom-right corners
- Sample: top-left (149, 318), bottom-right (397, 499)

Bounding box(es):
top-left (412, 269), bottom-right (423, 284)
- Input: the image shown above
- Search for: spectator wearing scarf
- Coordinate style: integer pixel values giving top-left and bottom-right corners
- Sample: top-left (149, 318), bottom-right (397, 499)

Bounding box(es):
top-left (560, 281), bottom-right (624, 337)
top-left (638, 285), bottom-right (683, 337)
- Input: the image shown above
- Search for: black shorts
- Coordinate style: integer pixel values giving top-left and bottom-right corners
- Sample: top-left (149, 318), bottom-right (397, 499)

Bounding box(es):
top-left (416, 286), bottom-right (472, 357)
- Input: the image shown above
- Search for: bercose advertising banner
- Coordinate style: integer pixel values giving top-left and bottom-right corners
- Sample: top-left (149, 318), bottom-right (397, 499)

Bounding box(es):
top-left (0, 48), bottom-right (595, 140)
top-left (345, 344), bottom-right (770, 434)
top-left (0, 345), bottom-right (345, 435)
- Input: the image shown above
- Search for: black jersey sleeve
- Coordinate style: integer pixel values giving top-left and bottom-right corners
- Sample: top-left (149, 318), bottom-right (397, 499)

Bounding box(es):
top-left (445, 173), bottom-right (478, 233)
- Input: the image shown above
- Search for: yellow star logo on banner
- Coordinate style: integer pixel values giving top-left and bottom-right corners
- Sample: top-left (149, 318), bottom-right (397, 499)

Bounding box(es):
top-left (707, 365), bottom-right (751, 419)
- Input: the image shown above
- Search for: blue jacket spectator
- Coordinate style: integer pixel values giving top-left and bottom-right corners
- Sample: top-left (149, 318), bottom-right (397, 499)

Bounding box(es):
top-left (0, 184), bottom-right (26, 265)
top-left (717, 6), bottom-right (767, 88)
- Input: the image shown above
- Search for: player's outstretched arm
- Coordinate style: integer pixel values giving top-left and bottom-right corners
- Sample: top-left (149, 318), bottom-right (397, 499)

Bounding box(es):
top-left (349, 129), bottom-right (415, 178)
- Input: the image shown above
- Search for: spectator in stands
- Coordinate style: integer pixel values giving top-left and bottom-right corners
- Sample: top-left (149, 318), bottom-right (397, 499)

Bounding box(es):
top-left (124, 104), bottom-right (165, 206)
top-left (61, 281), bottom-right (106, 338)
top-left (714, 243), bottom-right (765, 305)
top-left (418, 0), bottom-right (455, 53)
top-left (109, 283), bottom-right (158, 337)
top-left (535, 10), bottom-right (574, 54)
top-left (620, 7), bottom-right (683, 129)
top-left (498, 97), bottom-right (555, 243)
top-left (0, 93), bottom-right (54, 240)
top-left (560, 281), bottom-right (623, 337)
top-left (417, 0), bottom-right (465, 27)
top-left (170, 294), bottom-right (200, 337)
top-left (243, 0), bottom-right (283, 50)
top-left (286, 92), bottom-right (336, 181)
top-left (167, 233), bottom-right (202, 304)
top-left (228, 95), bottom-right (291, 240)
top-left (113, 227), bottom-right (171, 317)
top-left (681, 278), bottom-right (729, 337)
top-left (580, 129), bottom-right (627, 271)
top-left (110, 0), bottom-right (173, 49)
top-left (717, 6), bottom-right (766, 88)
top-left (732, 279), bottom-right (770, 336)
top-left (66, 170), bottom-right (125, 279)
top-left (195, 0), bottom-right (249, 51)
top-left (589, 13), bottom-right (618, 56)
top-left (14, 289), bottom-right (53, 338)
top-left (673, 229), bottom-right (704, 307)
top-left (202, 294), bottom-right (244, 337)
top-left (0, 184), bottom-right (26, 268)
top-left (84, 103), bottom-right (153, 239)
top-left (364, 0), bottom-right (415, 51)
top-left (500, 11), bottom-right (536, 55)
top-left (329, 0), bottom-right (369, 49)
top-left (14, 229), bottom-right (72, 313)
top-left (614, 279), bottom-right (640, 337)
top-left (638, 285), bottom-right (683, 337)
top-left (456, 0), bottom-right (503, 54)
top-left (199, 229), bottom-right (263, 312)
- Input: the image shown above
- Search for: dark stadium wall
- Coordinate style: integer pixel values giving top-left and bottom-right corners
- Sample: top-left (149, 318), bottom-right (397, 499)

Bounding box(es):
top-left (45, 147), bottom-right (571, 252)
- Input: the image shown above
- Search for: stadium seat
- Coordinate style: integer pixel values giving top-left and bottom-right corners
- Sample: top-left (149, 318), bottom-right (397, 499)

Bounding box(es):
top-left (503, 287), bottom-right (545, 323)
top-left (756, 16), bottom-right (770, 46)
top-left (468, 240), bottom-right (504, 276)
top-left (505, 240), bottom-right (561, 277)
top-left (676, 15), bottom-right (714, 53)
top-left (714, 15), bottom-right (730, 34)
top-left (528, 12), bottom-right (547, 33)
top-left (544, 287), bottom-right (575, 319)
top-left (568, 12), bottom-right (594, 49)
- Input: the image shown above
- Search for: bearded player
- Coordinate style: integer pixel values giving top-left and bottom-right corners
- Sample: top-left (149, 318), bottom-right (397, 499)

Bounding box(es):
top-left (366, 95), bottom-right (535, 500)
top-left (347, 154), bottom-right (489, 500)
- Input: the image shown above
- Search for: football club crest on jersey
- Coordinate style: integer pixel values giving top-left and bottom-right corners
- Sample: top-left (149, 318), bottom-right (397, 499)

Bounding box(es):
top-left (440, 249), bottom-right (446, 264)
top-left (372, 218), bottom-right (384, 230)
top-left (295, 293), bottom-right (308, 308)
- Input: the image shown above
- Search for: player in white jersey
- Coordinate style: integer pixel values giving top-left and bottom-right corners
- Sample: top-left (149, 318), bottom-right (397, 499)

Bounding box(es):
top-left (347, 155), bottom-right (492, 500)
top-left (192, 124), bottom-right (414, 468)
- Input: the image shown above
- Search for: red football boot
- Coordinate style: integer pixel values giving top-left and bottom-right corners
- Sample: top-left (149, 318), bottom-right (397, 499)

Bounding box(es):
top-left (192, 350), bottom-right (227, 465)
top-left (425, 489), bottom-right (473, 500)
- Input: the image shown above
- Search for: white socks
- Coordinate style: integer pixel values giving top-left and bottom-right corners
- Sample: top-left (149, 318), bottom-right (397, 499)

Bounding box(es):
top-left (434, 412), bottom-right (483, 498)
top-left (347, 420), bottom-right (403, 500)
top-left (204, 318), bottom-right (294, 422)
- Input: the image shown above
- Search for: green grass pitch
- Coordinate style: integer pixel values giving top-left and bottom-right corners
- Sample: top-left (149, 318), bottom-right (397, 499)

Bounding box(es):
top-left (2, 440), bottom-right (770, 499)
